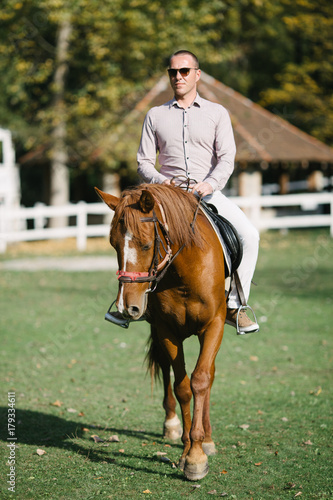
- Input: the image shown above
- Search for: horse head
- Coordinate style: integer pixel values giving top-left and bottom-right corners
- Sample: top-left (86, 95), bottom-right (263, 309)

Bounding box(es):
top-left (95, 186), bottom-right (161, 320)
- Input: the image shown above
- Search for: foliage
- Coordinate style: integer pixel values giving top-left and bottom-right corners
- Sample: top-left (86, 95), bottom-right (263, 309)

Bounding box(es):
top-left (205, 0), bottom-right (333, 145)
top-left (0, 0), bottom-right (332, 183)
top-left (0, 229), bottom-right (332, 498)
top-left (0, 0), bottom-right (227, 169)
top-left (258, 0), bottom-right (333, 145)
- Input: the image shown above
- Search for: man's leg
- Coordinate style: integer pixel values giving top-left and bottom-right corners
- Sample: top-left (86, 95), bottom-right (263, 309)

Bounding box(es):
top-left (204, 191), bottom-right (260, 333)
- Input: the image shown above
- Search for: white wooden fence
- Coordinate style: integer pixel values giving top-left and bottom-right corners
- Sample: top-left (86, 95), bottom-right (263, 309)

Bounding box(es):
top-left (0, 192), bottom-right (332, 252)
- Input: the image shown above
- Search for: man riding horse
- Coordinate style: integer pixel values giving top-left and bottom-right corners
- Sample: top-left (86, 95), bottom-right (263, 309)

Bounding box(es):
top-left (136, 50), bottom-right (259, 334)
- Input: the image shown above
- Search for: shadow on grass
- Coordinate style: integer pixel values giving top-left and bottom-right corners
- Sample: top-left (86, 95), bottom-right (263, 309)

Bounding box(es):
top-left (0, 407), bottom-right (183, 479)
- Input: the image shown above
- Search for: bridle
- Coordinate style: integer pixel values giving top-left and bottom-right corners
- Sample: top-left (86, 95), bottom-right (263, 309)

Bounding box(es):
top-left (105, 182), bottom-right (202, 326)
top-left (116, 198), bottom-right (185, 293)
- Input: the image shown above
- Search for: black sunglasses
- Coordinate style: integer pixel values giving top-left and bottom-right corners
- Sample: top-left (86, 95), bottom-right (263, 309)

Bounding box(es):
top-left (167, 67), bottom-right (198, 78)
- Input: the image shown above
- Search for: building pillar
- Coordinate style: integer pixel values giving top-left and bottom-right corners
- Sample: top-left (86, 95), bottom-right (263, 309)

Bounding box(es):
top-left (238, 170), bottom-right (262, 197)
top-left (102, 172), bottom-right (121, 224)
top-left (308, 170), bottom-right (324, 191)
top-left (279, 172), bottom-right (290, 194)
top-left (238, 171), bottom-right (262, 228)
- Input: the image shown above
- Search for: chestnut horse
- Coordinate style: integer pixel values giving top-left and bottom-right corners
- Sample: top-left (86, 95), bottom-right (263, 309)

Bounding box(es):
top-left (96, 183), bottom-right (227, 481)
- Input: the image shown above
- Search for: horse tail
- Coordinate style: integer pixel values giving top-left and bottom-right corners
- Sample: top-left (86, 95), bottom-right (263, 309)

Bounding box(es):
top-left (145, 326), bottom-right (162, 382)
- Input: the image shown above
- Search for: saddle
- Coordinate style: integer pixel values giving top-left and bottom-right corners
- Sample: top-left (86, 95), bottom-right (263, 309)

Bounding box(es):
top-left (200, 200), bottom-right (243, 279)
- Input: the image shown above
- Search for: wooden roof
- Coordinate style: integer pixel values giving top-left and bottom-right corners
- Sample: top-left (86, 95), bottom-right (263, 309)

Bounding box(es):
top-left (110, 72), bottom-right (333, 166)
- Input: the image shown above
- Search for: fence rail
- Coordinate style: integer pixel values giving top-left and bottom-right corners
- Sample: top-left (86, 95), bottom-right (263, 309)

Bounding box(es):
top-left (0, 192), bottom-right (332, 252)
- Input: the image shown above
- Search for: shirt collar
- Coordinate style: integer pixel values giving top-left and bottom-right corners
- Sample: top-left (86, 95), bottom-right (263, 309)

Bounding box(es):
top-left (170, 93), bottom-right (202, 109)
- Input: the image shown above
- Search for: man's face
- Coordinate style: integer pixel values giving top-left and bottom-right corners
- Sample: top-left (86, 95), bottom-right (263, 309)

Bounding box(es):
top-left (168, 54), bottom-right (201, 99)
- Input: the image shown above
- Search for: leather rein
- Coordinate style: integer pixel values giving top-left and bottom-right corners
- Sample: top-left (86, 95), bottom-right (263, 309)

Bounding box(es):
top-left (116, 196), bottom-right (201, 292)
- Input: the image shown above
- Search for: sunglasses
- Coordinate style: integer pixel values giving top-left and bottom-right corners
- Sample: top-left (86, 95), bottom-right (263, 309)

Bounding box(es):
top-left (167, 67), bottom-right (198, 78)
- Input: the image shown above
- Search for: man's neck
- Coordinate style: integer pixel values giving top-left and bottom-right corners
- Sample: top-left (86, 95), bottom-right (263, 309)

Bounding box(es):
top-left (175, 91), bottom-right (197, 109)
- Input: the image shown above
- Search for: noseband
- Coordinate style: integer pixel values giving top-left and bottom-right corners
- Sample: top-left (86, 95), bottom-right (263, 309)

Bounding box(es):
top-left (116, 200), bottom-right (184, 291)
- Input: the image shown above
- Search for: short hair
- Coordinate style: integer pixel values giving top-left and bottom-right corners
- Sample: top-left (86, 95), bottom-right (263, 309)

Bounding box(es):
top-left (169, 50), bottom-right (199, 68)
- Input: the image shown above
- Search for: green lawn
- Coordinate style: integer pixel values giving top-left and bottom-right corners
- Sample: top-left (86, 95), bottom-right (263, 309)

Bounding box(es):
top-left (1, 230), bottom-right (332, 499)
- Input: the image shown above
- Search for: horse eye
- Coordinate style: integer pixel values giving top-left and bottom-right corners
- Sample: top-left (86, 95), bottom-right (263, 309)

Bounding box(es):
top-left (142, 243), bottom-right (152, 251)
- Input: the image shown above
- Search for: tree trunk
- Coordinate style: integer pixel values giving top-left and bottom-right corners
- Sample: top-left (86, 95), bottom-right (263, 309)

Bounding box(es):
top-left (49, 16), bottom-right (72, 228)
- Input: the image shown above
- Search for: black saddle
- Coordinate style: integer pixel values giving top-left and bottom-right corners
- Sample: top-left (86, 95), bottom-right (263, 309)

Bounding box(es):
top-left (200, 201), bottom-right (243, 278)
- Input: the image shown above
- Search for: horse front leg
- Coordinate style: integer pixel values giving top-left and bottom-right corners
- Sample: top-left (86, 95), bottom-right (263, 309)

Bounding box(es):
top-left (156, 327), bottom-right (193, 470)
top-left (202, 361), bottom-right (218, 456)
top-left (184, 318), bottom-right (224, 481)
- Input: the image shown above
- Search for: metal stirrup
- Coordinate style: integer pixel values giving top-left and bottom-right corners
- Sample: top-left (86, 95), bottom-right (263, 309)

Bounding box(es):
top-left (105, 301), bottom-right (130, 329)
top-left (236, 305), bottom-right (258, 336)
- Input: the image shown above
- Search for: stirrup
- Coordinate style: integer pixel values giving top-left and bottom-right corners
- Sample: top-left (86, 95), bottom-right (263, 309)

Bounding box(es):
top-left (236, 304), bottom-right (259, 336)
top-left (105, 301), bottom-right (130, 329)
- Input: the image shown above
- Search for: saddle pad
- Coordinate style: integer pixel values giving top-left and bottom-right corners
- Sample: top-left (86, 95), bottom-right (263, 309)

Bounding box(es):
top-left (200, 201), bottom-right (243, 280)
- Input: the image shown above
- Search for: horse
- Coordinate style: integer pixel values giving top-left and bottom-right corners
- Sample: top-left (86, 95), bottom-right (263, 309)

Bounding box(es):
top-left (95, 183), bottom-right (227, 481)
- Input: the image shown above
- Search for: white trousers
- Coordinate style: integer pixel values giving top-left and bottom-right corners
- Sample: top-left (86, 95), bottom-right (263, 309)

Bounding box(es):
top-left (202, 191), bottom-right (259, 309)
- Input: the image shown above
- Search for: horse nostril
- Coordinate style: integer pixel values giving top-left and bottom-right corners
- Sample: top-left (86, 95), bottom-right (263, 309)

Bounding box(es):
top-left (128, 305), bottom-right (141, 318)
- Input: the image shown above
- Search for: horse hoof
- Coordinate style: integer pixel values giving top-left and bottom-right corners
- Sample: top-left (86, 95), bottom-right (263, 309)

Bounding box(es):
top-left (164, 426), bottom-right (182, 440)
top-left (163, 415), bottom-right (182, 441)
top-left (184, 459), bottom-right (209, 481)
top-left (184, 457), bottom-right (209, 481)
top-left (202, 441), bottom-right (217, 456)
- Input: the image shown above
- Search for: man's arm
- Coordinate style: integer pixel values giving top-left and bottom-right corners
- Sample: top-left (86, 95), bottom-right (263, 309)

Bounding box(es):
top-left (197, 107), bottom-right (236, 193)
top-left (137, 110), bottom-right (168, 184)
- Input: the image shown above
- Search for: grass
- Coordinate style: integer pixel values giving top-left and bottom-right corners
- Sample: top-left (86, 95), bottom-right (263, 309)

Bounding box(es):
top-left (0, 230), bottom-right (332, 499)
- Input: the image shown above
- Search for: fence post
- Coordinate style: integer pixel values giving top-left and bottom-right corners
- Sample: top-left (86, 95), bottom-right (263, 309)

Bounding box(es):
top-left (77, 201), bottom-right (87, 251)
top-left (0, 205), bottom-right (7, 253)
top-left (34, 202), bottom-right (47, 229)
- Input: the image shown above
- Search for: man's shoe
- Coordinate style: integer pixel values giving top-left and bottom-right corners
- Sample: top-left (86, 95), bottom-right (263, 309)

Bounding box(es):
top-left (226, 307), bottom-right (259, 335)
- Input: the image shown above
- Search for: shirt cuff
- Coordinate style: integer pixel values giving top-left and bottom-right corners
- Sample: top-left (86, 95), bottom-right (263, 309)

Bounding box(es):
top-left (205, 178), bottom-right (218, 192)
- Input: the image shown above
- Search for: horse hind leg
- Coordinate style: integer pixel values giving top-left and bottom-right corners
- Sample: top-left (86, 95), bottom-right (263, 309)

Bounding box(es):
top-left (164, 414), bottom-right (182, 441)
top-left (161, 365), bottom-right (182, 441)
top-left (146, 326), bottom-right (182, 441)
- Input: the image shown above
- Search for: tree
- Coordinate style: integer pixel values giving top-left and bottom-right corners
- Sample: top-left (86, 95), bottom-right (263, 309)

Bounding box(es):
top-left (0, 0), bottom-right (228, 189)
top-left (50, 13), bottom-right (72, 225)
top-left (259, 0), bottom-right (333, 145)
top-left (0, 0), bottom-right (331, 208)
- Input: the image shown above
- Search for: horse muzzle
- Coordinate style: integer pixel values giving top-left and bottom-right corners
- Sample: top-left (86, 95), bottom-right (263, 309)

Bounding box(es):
top-left (116, 284), bottom-right (148, 321)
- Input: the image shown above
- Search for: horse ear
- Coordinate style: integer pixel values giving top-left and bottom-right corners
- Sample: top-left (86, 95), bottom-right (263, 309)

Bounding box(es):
top-left (94, 187), bottom-right (119, 211)
top-left (139, 190), bottom-right (155, 213)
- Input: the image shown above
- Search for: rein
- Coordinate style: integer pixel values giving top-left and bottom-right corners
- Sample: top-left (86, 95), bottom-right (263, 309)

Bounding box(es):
top-left (116, 196), bottom-right (199, 291)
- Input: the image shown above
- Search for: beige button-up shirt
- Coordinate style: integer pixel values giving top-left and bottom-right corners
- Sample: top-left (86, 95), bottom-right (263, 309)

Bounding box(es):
top-left (137, 93), bottom-right (236, 191)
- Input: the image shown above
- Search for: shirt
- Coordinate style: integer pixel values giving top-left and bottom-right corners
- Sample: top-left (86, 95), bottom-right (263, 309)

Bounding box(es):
top-left (137, 93), bottom-right (236, 191)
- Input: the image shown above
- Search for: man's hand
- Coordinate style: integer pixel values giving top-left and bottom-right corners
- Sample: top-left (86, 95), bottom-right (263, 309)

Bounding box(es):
top-left (162, 179), bottom-right (176, 186)
top-left (192, 181), bottom-right (213, 197)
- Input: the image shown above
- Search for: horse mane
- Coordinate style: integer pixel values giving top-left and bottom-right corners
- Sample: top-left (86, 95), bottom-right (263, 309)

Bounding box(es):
top-left (112, 184), bottom-right (204, 249)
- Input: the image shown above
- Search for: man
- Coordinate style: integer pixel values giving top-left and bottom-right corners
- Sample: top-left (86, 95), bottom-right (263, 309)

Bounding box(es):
top-left (137, 50), bottom-right (260, 334)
